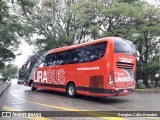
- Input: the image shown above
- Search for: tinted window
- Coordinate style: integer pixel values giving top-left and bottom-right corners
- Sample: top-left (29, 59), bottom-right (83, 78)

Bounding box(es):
top-left (44, 54), bottom-right (56, 66)
top-left (44, 42), bottom-right (107, 66)
top-left (114, 38), bottom-right (136, 56)
top-left (35, 54), bottom-right (48, 67)
top-left (18, 69), bottom-right (25, 79)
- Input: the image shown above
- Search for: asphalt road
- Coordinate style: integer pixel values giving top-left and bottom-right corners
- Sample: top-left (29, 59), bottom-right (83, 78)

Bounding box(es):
top-left (0, 80), bottom-right (160, 120)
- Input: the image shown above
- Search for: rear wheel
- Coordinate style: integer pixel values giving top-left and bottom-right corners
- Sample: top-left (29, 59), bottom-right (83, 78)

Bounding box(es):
top-left (31, 82), bottom-right (37, 91)
top-left (66, 83), bottom-right (77, 98)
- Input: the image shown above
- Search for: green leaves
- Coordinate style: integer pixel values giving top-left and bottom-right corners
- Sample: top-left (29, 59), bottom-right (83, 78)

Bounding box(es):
top-left (18, 0), bottom-right (37, 7)
top-left (0, 61), bottom-right (5, 69)
top-left (10, 0), bottom-right (159, 86)
top-left (0, 0), bottom-right (22, 68)
top-left (0, 64), bottom-right (18, 78)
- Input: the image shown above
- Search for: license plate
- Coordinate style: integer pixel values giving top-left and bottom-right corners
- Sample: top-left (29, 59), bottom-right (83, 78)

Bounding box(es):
top-left (123, 90), bottom-right (128, 92)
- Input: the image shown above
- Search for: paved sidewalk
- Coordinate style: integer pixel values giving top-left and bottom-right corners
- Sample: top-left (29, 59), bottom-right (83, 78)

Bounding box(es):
top-left (135, 88), bottom-right (160, 93)
top-left (0, 81), bottom-right (11, 97)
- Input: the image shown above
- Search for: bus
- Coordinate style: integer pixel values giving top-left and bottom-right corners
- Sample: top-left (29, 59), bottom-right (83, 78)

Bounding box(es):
top-left (17, 68), bottom-right (25, 84)
top-left (24, 37), bottom-right (136, 97)
top-left (23, 51), bottom-right (48, 86)
top-left (17, 51), bottom-right (48, 84)
top-left (17, 55), bottom-right (36, 84)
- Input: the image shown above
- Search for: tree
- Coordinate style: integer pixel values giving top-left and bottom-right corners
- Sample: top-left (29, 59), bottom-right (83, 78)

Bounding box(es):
top-left (12, 0), bottom-right (110, 50)
top-left (0, 0), bottom-right (22, 68)
top-left (0, 64), bottom-right (18, 78)
top-left (132, 4), bottom-right (160, 87)
top-left (10, 0), bottom-right (79, 51)
top-left (11, 0), bottom-right (160, 87)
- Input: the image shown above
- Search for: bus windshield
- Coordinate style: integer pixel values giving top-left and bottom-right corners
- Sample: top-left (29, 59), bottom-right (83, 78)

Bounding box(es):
top-left (114, 37), bottom-right (136, 56)
top-left (18, 69), bottom-right (25, 79)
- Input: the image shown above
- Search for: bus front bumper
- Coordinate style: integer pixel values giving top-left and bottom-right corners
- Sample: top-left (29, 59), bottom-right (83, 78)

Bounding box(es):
top-left (113, 88), bottom-right (134, 96)
top-left (89, 88), bottom-right (134, 97)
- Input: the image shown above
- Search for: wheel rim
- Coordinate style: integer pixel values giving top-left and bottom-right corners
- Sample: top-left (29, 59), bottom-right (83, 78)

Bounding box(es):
top-left (68, 86), bottom-right (75, 96)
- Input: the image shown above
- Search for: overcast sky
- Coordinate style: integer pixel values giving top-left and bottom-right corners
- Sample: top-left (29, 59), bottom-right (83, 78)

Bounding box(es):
top-left (13, 40), bottom-right (34, 67)
top-left (145, 0), bottom-right (160, 4)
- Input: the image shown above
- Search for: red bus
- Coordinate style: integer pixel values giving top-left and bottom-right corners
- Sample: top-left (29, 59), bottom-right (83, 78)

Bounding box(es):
top-left (25, 37), bottom-right (136, 97)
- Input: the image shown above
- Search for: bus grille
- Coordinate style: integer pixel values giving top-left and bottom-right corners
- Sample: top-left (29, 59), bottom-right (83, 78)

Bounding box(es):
top-left (116, 62), bottom-right (134, 69)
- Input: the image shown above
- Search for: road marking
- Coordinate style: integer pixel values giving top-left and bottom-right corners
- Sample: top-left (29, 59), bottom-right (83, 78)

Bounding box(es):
top-left (146, 117), bottom-right (160, 120)
top-left (3, 106), bottom-right (19, 111)
top-left (2, 105), bottom-right (50, 120)
top-left (10, 93), bottom-right (127, 120)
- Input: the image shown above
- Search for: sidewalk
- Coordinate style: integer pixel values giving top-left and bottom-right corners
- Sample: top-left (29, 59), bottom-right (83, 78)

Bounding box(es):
top-left (135, 88), bottom-right (160, 93)
top-left (0, 81), bottom-right (11, 97)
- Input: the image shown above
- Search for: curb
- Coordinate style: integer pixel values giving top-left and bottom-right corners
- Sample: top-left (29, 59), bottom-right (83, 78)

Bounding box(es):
top-left (0, 82), bottom-right (11, 97)
top-left (135, 89), bottom-right (160, 93)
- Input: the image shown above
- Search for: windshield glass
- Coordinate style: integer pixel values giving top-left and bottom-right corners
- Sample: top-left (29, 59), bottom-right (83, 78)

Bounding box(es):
top-left (114, 37), bottom-right (136, 56)
top-left (34, 53), bottom-right (48, 67)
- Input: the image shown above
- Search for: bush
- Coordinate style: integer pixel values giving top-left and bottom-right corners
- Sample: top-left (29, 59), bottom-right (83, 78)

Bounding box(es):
top-left (0, 78), bottom-right (7, 82)
top-left (136, 82), bottom-right (146, 89)
top-left (156, 87), bottom-right (160, 90)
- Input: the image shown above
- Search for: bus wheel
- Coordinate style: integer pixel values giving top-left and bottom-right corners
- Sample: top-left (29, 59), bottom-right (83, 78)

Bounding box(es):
top-left (67, 83), bottom-right (77, 98)
top-left (31, 82), bottom-right (37, 91)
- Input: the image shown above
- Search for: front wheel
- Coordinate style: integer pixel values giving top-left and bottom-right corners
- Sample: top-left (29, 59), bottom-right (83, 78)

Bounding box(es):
top-left (66, 83), bottom-right (77, 98)
top-left (31, 82), bottom-right (37, 91)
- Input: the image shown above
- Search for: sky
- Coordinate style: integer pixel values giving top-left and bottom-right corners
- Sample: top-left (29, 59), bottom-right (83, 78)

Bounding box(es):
top-left (145, 0), bottom-right (160, 5)
top-left (13, 40), bottom-right (34, 67)
top-left (12, 0), bottom-right (159, 68)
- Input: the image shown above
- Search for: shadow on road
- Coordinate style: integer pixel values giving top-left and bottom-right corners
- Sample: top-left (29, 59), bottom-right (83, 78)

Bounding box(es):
top-left (25, 89), bottom-right (130, 104)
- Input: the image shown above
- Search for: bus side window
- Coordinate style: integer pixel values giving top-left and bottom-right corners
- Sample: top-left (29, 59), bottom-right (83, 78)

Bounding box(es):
top-left (51, 55), bottom-right (56, 66)
top-left (68, 51), bottom-right (74, 64)
top-left (77, 46), bottom-right (90, 62)
top-left (44, 54), bottom-right (56, 66)
top-left (43, 42), bottom-right (107, 66)
top-left (68, 49), bottom-right (79, 64)
top-left (56, 53), bottom-right (64, 65)
top-left (68, 42), bottom-right (107, 64)
top-left (44, 51), bottom-right (70, 66)
top-left (62, 51), bottom-right (68, 64)
top-left (89, 42), bottom-right (106, 62)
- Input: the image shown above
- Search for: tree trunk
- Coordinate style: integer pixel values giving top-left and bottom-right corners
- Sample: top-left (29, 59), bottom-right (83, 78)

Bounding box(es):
top-left (145, 74), bottom-right (149, 88)
top-left (143, 31), bottom-right (149, 88)
top-left (155, 78), bottom-right (159, 88)
top-left (142, 70), bottom-right (149, 87)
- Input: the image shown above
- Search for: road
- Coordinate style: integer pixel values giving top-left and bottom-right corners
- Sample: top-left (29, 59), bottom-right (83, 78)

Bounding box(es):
top-left (0, 79), bottom-right (160, 120)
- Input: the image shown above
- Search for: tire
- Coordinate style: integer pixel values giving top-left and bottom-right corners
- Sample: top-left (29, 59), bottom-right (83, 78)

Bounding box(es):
top-left (17, 82), bottom-right (20, 84)
top-left (66, 83), bottom-right (77, 98)
top-left (31, 82), bottom-right (37, 91)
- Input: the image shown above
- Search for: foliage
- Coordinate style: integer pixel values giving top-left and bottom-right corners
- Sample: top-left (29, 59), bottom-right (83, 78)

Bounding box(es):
top-left (0, 64), bottom-right (18, 78)
top-left (136, 82), bottom-right (146, 89)
top-left (9, 0), bottom-right (160, 87)
top-left (0, 0), bottom-right (22, 68)
top-left (0, 77), bottom-right (7, 82)
top-left (134, 4), bottom-right (160, 87)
